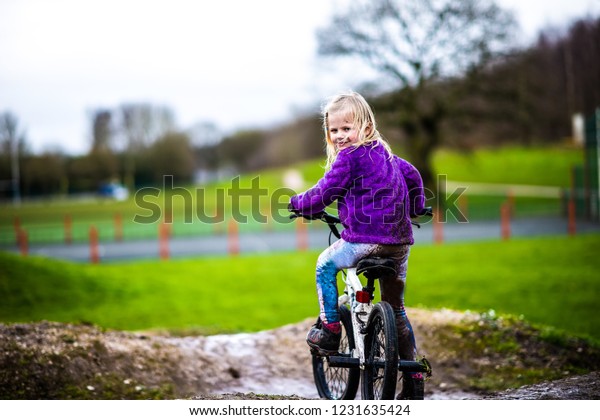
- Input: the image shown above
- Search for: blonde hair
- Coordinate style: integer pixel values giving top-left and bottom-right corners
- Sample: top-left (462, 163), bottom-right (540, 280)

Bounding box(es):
top-left (322, 91), bottom-right (393, 170)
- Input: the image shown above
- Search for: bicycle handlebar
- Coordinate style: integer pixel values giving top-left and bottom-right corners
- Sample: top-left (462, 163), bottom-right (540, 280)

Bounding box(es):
top-left (289, 206), bottom-right (433, 238)
top-left (290, 210), bottom-right (342, 239)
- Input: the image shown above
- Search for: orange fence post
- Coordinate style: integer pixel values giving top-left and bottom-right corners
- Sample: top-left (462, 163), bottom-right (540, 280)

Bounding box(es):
top-left (297, 218), bottom-right (308, 251)
top-left (433, 207), bottom-right (443, 244)
top-left (568, 199), bottom-right (576, 236)
top-left (164, 207), bottom-right (173, 224)
top-left (159, 222), bottom-right (170, 260)
top-left (114, 213), bottom-right (123, 242)
top-left (64, 214), bottom-right (72, 244)
top-left (89, 226), bottom-right (100, 264)
top-left (501, 201), bottom-right (511, 240)
top-left (228, 219), bottom-right (240, 256)
top-left (18, 229), bottom-right (28, 256)
top-left (13, 217), bottom-right (21, 245)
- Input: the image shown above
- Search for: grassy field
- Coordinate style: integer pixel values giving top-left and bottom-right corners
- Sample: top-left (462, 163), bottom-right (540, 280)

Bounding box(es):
top-left (431, 145), bottom-right (582, 187)
top-left (0, 145), bottom-right (581, 244)
top-left (1, 233), bottom-right (599, 340)
top-left (1, 145), bottom-right (593, 337)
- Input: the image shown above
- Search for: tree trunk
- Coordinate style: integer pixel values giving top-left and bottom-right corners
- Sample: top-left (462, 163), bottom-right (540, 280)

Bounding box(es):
top-left (386, 89), bottom-right (444, 193)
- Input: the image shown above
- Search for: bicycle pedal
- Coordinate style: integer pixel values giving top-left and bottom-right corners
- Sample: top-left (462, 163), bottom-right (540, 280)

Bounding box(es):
top-left (419, 356), bottom-right (433, 378)
top-left (309, 345), bottom-right (338, 357)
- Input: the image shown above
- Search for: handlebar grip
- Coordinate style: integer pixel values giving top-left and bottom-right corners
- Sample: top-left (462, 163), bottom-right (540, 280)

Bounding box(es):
top-left (417, 206), bottom-right (433, 217)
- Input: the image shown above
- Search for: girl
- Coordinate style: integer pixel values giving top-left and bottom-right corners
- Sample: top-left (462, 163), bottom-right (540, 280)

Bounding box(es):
top-left (288, 91), bottom-right (425, 399)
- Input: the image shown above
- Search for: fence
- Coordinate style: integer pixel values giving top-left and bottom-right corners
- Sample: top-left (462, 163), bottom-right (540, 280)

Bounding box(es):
top-left (572, 108), bottom-right (600, 220)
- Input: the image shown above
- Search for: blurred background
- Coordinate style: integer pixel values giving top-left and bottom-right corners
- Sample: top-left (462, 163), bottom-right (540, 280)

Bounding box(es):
top-left (2, 0), bottom-right (600, 249)
top-left (1, 0), bottom-right (600, 375)
top-left (1, 0), bottom-right (599, 199)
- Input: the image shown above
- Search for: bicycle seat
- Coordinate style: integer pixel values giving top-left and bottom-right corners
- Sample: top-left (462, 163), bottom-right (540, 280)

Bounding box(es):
top-left (356, 258), bottom-right (397, 279)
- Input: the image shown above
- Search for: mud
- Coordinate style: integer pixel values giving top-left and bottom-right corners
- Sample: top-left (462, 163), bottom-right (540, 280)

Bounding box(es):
top-left (1, 308), bottom-right (599, 400)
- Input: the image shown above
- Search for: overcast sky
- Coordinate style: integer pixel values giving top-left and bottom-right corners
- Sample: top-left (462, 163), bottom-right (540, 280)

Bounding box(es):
top-left (1, 0), bottom-right (599, 155)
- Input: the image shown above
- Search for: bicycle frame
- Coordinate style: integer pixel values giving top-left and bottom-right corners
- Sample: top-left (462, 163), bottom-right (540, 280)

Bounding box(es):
top-left (337, 268), bottom-right (371, 367)
top-left (330, 266), bottom-right (431, 376)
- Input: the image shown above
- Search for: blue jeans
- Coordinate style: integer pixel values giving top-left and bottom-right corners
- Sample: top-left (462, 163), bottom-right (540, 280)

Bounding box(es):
top-left (315, 239), bottom-right (417, 361)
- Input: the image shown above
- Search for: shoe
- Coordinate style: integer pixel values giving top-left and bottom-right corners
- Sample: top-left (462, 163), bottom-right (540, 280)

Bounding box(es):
top-left (397, 373), bottom-right (424, 400)
top-left (306, 324), bottom-right (341, 355)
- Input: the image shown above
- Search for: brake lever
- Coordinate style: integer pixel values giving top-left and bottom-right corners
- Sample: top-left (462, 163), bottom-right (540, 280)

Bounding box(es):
top-left (289, 212), bottom-right (325, 221)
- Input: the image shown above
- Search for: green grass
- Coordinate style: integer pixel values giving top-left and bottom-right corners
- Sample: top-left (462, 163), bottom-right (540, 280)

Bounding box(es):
top-left (0, 250), bottom-right (317, 333)
top-left (432, 145), bottom-right (581, 187)
top-left (2, 234), bottom-right (599, 339)
top-left (408, 235), bottom-right (600, 340)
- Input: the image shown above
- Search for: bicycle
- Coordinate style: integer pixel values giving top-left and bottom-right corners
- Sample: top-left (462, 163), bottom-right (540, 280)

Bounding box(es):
top-left (291, 208), bottom-right (433, 400)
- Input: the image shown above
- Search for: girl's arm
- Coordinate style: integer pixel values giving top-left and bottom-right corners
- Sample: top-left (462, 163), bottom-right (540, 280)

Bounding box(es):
top-left (289, 150), bottom-right (353, 215)
top-left (395, 156), bottom-right (425, 217)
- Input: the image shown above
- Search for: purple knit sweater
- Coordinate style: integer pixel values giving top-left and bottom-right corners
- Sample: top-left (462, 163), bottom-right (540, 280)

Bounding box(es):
top-left (289, 141), bottom-right (425, 245)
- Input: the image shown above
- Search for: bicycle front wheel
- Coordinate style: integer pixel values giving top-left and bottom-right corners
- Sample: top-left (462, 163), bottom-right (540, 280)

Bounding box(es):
top-left (361, 301), bottom-right (398, 400)
top-left (312, 305), bottom-right (360, 400)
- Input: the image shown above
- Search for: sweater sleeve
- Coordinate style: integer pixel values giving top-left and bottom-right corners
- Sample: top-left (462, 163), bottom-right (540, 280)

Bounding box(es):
top-left (395, 156), bottom-right (425, 217)
top-left (290, 150), bottom-right (353, 214)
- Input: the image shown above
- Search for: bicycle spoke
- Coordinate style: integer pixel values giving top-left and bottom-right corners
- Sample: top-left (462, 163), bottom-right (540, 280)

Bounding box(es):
top-left (367, 320), bottom-right (382, 398)
top-left (321, 328), bottom-right (352, 399)
top-left (325, 364), bottom-right (348, 399)
top-left (312, 306), bottom-right (359, 400)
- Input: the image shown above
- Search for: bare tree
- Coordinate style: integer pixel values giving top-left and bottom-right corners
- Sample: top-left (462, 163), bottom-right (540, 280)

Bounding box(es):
top-left (0, 112), bottom-right (26, 205)
top-left (120, 104), bottom-right (175, 150)
top-left (146, 132), bottom-right (195, 184)
top-left (561, 17), bottom-right (600, 116)
top-left (22, 152), bottom-right (66, 197)
top-left (188, 121), bottom-right (222, 148)
top-left (90, 109), bottom-right (114, 153)
top-left (317, 0), bottom-right (517, 187)
top-left (119, 103), bottom-right (176, 189)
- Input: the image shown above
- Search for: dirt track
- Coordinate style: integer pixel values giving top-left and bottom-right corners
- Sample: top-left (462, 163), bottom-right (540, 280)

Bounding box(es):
top-left (1, 308), bottom-right (599, 399)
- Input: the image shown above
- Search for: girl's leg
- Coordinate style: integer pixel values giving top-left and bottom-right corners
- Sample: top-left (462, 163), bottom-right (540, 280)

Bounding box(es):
top-left (378, 244), bottom-right (423, 399)
top-left (377, 245), bottom-right (417, 361)
top-left (315, 239), bottom-right (379, 325)
top-left (308, 239), bottom-right (380, 354)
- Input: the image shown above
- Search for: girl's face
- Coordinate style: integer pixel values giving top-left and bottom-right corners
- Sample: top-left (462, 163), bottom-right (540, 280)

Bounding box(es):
top-left (328, 112), bottom-right (359, 150)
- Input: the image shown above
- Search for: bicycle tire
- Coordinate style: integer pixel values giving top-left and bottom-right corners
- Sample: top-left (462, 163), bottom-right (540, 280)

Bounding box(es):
top-left (361, 301), bottom-right (398, 400)
top-left (311, 305), bottom-right (360, 400)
